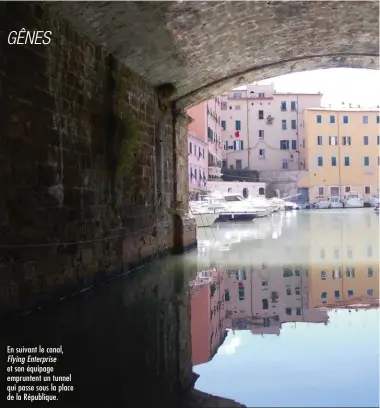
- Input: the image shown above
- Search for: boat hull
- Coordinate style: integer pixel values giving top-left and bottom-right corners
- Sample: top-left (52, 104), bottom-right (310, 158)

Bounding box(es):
top-left (217, 213), bottom-right (257, 221)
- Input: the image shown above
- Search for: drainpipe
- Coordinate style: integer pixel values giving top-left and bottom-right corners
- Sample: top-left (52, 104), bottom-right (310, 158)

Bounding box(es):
top-left (296, 95), bottom-right (300, 170)
top-left (337, 111), bottom-right (342, 199)
top-left (247, 90), bottom-right (250, 169)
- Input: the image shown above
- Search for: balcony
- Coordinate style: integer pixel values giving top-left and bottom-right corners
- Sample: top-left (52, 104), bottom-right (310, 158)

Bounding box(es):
top-left (208, 166), bottom-right (222, 178)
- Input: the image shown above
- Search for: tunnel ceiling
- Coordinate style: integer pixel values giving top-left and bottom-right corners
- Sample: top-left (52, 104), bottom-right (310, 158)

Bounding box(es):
top-left (50, 1), bottom-right (379, 108)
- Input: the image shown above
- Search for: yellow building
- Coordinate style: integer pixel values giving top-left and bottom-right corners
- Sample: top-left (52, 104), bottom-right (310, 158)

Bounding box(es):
top-left (300, 108), bottom-right (380, 202)
top-left (307, 213), bottom-right (379, 309)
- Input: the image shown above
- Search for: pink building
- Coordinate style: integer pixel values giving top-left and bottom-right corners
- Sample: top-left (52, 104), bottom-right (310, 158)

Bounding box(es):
top-left (187, 132), bottom-right (208, 195)
top-left (190, 268), bottom-right (227, 365)
top-left (220, 84), bottom-right (322, 172)
top-left (224, 266), bottom-right (329, 335)
top-left (187, 98), bottom-right (224, 184)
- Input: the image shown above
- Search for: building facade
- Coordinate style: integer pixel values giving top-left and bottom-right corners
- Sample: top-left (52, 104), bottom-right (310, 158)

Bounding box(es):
top-left (190, 267), bottom-right (227, 365)
top-left (299, 108), bottom-right (380, 202)
top-left (187, 132), bottom-right (208, 194)
top-left (220, 84), bottom-right (322, 174)
top-left (187, 97), bottom-right (224, 184)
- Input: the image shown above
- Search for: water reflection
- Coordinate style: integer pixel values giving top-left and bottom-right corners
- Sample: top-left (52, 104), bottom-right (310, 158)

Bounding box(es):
top-left (190, 210), bottom-right (379, 407)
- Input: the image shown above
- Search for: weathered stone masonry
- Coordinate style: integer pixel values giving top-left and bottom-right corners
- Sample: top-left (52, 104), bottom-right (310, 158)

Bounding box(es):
top-left (0, 2), bottom-right (196, 317)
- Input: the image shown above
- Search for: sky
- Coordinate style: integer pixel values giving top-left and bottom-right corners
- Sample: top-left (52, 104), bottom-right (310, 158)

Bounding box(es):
top-left (236, 68), bottom-right (380, 108)
top-left (194, 309), bottom-right (380, 408)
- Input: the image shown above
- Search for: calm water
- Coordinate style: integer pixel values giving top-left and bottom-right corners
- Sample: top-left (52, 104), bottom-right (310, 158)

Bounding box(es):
top-left (1, 209), bottom-right (379, 407)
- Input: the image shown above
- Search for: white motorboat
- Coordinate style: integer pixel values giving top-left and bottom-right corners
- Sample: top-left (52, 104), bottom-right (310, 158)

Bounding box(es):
top-left (374, 206), bottom-right (379, 215)
top-left (315, 196), bottom-right (343, 209)
top-left (191, 192), bottom-right (267, 221)
top-left (247, 196), bottom-right (275, 215)
top-left (342, 191), bottom-right (364, 208)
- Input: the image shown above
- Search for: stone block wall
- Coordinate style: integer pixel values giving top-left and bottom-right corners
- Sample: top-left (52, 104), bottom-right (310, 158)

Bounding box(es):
top-left (0, 2), bottom-right (196, 317)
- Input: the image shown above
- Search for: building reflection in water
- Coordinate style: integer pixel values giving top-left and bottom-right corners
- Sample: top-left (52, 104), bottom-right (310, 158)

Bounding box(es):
top-left (189, 210), bottom-right (379, 365)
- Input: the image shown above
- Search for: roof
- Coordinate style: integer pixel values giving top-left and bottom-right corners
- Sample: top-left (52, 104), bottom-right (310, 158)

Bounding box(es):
top-left (306, 107), bottom-right (380, 112)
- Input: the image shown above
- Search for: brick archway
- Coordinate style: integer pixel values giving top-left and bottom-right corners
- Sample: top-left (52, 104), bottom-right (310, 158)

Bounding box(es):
top-left (51, 1), bottom-right (379, 109)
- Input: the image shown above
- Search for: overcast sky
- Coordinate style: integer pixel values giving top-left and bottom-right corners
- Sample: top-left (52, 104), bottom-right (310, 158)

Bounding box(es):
top-left (239, 68), bottom-right (380, 108)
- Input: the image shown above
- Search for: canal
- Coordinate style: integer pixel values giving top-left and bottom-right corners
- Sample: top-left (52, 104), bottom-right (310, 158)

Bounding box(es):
top-left (1, 209), bottom-right (379, 407)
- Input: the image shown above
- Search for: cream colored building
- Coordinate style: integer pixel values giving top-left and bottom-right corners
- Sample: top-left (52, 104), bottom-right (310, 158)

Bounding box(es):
top-left (220, 84), bottom-right (322, 172)
top-left (299, 108), bottom-right (380, 202)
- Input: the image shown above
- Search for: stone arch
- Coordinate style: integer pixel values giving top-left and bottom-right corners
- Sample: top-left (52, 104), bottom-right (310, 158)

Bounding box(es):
top-left (51, 1), bottom-right (379, 108)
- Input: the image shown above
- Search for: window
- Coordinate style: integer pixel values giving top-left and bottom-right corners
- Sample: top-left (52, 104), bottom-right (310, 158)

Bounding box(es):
top-left (207, 127), bottom-right (213, 140)
top-left (235, 105), bottom-right (241, 110)
top-left (286, 287), bottom-right (292, 296)
top-left (296, 308), bottom-right (302, 316)
top-left (363, 135), bottom-right (369, 145)
top-left (348, 290), bottom-right (354, 297)
top-left (364, 156), bottom-right (370, 166)
top-left (262, 280), bottom-right (268, 287)
top-left (194, 145), bottom-right (197, 156)
top-left (294, 267), bottom-right (301, 276)
top-left (346, 267), bottom-right (355, 278)
top-left (235, 159), bottom-right (242, 170)
top-left (262, 299), bottom-right (269, 310)
top-left (238, 285), bottom-right (245, 300)
top-left (285, 308), bottom-right (292, 316)
top-left (259, 129), bottom-right (264, 139)
top-left (189, 142), bottom-right (192, 154)
top-left (368, 267), bottom-right (374, 277)
top-left (321, 271), bottom-right (327, 280)
top-left (367, 246), bottom-right (373, 257)
top-left (189, 167), bottom-right (193, 179)
top-left (377, 115), bottom-right (380, 124)
top-left (222, 159), bottom-right (227, 168)
top-left (283, 268), bottom-right (293, 277)
top-left (291, 101), bottom-right (296, 111)
top-left (329, 136), bottom-right (338, 145)
top-left (343, 115), bottom-right (348, 124)
top-left (365, 186), bottom-right (371, 194)
top-left (363, 115), bottom-right (368, 124)
top-left (234, 140), bottom-right (244, 151)
top-left (334, 247), bottom-right (339, 259)
top-left (318, 187), bottom-right (325, 196)
top-left (194, 168), bottom-right (197, 180)
top-left (345, 186), bottom-right (350, 193)
top-left (258, 92), bottom-right (265, 98)
top-left (295, 287), bottom-right (301, 295)
top-left (232, 93), bottom-right (242, 98)
top-left (316, 114), bottom-right (322, 123)
top-left (347, 247), bottom-right (353, 259)
top-left (334, 290), bottom-right (340, 299)
top-left (282, 120), bottom-right (287, 130)
top-left (224, 290), bottom-right (230, 301)
top-left (259, 149), bottom-right (265, 159)
top-left (329, 115), bottom-right (335, 124)
top-left (282, 160), bottom-right (288, 170)
top-left (281, 101), bottom-right (287, 111)
top-left (344, 156), bottom-right (350, 166)
top-left (291, 140), bottom-right (297, 150)
top-left (258, 110), bottom-right (264, 119)
top-left (235, 120), bottom-right (241, 130)
top-left (367, 289), bottom-right (374, 296)
top-left (223, 141), bottom-right (228, 150)
top-left (317, 156), bottom-right (323, 166)
top-left (280, 140), bottom-right (289, 150)
top-left (221, 102), bottom-right (227, 110)
top-left (321, 292), bottom-right (327, 299)
top-left (377, 135), bottom-right (380, 145)
top-left (317, 135), bottom-right (323, 145)
top-left (259, 187), bottom-right (265, 195)
top-left (342, 136), bottom-right (351, 145)
top-left (331, 156), bottom-right (337, 166)
top-left (221, 120), bottom-right (226, 130)
top-left (291, 119), bottom-right (296, 129)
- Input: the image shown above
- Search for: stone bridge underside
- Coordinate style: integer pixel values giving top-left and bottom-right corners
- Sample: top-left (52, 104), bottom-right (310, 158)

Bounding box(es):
top-left (0, 1), bottom-right (378, 406)
top-left (52, 1), bottom-right (379, 107)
